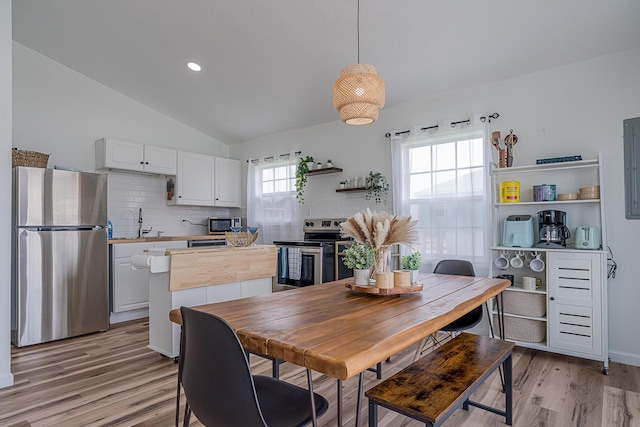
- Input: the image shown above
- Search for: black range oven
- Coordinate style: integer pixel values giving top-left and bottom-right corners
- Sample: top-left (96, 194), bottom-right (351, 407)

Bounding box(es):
top-left (273, 218), bottom-right (352, 291)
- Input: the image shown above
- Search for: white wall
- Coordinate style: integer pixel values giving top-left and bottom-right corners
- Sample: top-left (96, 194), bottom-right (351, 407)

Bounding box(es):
top-left (12, 42), bottom-right (230, 172)
top-left (0, 1), bottom-right (14, 388)
top-left (231, 47), bottom-right (640, 367)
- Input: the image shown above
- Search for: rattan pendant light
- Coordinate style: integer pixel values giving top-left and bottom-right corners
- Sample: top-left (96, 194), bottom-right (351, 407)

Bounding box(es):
top-left (332, 0), bottom-right (385, 125)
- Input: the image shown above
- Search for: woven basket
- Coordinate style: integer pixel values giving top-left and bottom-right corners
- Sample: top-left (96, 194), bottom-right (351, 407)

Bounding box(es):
top-left (500, 291), bottom-right (546, 317)
top-left (493, 314), bottom-right (546, 343)
top-left (12, 148), bottom-right (49, 168)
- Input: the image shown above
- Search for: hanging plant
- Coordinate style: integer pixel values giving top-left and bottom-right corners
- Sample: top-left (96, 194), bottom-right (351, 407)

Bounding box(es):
top-left (295, 155), bottom-right (314, 203)
top-left (365, 171), bottom-right (389, 204)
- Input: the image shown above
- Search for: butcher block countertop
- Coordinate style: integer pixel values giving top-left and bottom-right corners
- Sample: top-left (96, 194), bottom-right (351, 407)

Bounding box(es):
top-left (109, 235), bottom-right (226, 244)
top-left (167, 245), bottom-right (277, 291)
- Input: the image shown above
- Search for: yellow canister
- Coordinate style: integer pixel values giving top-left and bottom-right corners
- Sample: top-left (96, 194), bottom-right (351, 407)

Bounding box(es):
top-left (500, 181), bottom-right (520, 203)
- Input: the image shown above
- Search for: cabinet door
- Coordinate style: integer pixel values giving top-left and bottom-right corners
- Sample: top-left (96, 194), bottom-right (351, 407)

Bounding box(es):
top-left (143, 145), bottom-right (177, 175)
top-left (112, 243), bottom-right (153, 313)
top-left (176, 151), bottom-right (214, 205)
top-left (547, 251), bottom-right (603, 356)
top-left (97, 138), bottom-right (144, 171)
top-left (214, 157), bottom-right (241, 207)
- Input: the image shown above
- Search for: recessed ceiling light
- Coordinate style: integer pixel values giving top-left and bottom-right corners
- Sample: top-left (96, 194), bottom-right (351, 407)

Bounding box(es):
top-left (187, 62), bottom-right (202, 72)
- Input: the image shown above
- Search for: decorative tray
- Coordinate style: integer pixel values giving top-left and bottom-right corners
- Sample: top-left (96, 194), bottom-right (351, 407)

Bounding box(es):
top-left (345, 281), bottom-right (423, 295)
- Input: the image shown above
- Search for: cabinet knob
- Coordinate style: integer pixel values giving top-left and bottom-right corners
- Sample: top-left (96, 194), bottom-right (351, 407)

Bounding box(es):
top-left (140, 161), bottom-right (144, 164)
top-left (145, 161), bottom-right (149, 165)
top-left (550, 297), bottom-right (555, 301)
top-left (178, 195), bottom-right (182, 198)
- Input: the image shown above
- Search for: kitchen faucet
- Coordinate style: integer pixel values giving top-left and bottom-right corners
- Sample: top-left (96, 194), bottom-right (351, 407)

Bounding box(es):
top-left (138, 208), bottom-right (152, 238)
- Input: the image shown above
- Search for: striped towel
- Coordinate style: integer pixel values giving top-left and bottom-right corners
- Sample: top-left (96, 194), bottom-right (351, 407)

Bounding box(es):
top-left (278, 247), bottom-right (289, 279)
top-left (288, 247), bottom-right (302, 280)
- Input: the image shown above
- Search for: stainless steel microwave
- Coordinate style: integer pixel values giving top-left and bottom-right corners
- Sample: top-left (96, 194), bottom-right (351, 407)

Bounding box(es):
top-left (208, 217), bottom-right (242, 234)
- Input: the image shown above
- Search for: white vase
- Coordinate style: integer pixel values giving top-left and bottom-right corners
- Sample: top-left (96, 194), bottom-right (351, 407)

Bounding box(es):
top-left (353, 269), bottom-right (370, 286)
top-left (410, 269), bottom-right (419, 283)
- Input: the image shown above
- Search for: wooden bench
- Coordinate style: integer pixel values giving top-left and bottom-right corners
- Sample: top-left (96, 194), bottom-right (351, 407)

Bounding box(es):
top-left (366, 332), bottom-right (514, 427)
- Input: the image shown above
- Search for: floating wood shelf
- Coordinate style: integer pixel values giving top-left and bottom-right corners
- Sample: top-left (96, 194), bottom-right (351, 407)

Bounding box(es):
top-left (336, 187), bottom-right (365, 193)
top-left (307, 167), bottom-right (343, 176)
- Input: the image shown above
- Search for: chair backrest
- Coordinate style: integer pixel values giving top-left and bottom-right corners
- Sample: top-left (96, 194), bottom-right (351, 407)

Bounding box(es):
top-left (179, 306), bottom-right (267, 426)
top-left (433, 259), bottom-right (475, 276)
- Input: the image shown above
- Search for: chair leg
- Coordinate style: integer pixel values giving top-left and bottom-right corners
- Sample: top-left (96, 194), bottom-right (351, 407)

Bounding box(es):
top-left (486, 299), bottom-right (506, 392)
top-left (175, 377), bottom-right (181, 427)
top-left (182, 403), bottom-right (191, 427)
top-left (337, 379), bottom-right (343, 427)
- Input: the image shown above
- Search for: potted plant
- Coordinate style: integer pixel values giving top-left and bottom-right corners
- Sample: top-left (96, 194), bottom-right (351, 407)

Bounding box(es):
top-left (327, 159), bottom-right (334, 167)
top-left (342, 243), bottom-right (375, 285)
top-left (402, 251), bottom-right (422, 283)
top-left (365, 171), bottom-right (390, 204)
top-left (339, 180), bottom-right (346, 189)
top-left (295, 156), bottom-right (314, 203)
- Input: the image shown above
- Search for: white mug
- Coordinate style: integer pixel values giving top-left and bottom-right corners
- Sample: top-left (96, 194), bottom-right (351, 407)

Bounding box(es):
top-left (494, 252), bottom-right (509, 270)
top-left (510, 252), bottom-right (524, 269)
top-left (530, 253), bottom-right (545, 272)
top-left (522, 276), bottom-right (542, 290)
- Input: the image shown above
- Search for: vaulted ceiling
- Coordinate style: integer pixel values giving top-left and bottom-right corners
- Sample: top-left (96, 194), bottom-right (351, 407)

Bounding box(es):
top-left (12, 0), bottom-right (640, 144)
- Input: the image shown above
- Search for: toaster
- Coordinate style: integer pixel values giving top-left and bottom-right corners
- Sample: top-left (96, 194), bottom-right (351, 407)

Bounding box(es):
top-left (575, 226), bottom-right (601, 250)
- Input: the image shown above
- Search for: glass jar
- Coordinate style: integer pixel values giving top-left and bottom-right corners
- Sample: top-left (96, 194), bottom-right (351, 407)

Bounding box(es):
top-left (373, 245), bottom-right (392, 277)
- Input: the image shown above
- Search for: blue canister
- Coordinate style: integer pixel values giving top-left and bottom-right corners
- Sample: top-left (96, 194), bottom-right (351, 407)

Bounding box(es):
top-left (533, 184), bottom-right (556, 201)
top-left (107, 220), bottom-right (113, 238)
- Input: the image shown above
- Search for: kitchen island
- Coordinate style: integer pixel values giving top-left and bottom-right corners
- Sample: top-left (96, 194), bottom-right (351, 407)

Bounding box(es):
top-left (143, 244), bottom-right (277, 358)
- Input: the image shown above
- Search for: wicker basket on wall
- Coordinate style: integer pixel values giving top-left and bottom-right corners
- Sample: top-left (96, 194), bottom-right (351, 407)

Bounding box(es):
top-left (12, 148), bottom-right (49, 168)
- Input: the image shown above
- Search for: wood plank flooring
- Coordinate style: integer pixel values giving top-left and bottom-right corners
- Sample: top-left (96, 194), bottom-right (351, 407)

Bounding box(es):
top-left (0, 319), bottom-right (638, 426)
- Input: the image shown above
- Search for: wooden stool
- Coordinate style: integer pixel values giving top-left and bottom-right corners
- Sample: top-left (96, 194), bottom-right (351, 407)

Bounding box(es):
top-left (366, 332), bottom-right (514, 426)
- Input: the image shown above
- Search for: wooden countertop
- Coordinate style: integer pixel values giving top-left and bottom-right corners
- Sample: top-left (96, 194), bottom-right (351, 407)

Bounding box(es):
top-left (170, 274), bottom-right (510, 380)
top-left (109, 235), bottom-right (226, 244)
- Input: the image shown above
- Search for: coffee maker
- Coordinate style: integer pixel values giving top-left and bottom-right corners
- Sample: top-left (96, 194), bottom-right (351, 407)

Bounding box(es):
top-left (536, 210), bottom-right (570, 248)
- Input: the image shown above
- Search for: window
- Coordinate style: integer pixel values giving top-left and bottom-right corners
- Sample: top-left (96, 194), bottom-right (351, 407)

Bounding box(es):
top-left (392, 126), bottom-right (488, 266)
top-left (247, 157), bottom-right (302, 243)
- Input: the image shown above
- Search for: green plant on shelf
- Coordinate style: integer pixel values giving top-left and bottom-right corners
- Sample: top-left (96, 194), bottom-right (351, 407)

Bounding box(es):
top-left (365, 171), bottom-right (389, 204)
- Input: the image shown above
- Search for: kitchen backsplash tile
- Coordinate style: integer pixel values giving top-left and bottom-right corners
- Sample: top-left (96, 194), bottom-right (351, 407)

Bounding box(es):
top-left (107, 171), bottom-right (233, 238)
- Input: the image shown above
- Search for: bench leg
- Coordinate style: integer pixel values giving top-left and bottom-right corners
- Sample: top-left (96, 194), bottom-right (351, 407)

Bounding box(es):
top-left (368, 401), bottom-right (378, 427)
top-left (505, 353), bottom-right (513, 426)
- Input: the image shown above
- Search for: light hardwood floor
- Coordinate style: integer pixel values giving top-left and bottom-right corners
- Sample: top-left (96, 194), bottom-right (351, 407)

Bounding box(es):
top-left (1, 319), bottom-right (639, 427)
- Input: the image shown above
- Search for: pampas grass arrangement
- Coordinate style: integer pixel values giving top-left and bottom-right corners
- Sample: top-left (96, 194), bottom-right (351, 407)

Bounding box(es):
top-left (340, 209), bottom-right (418, 251)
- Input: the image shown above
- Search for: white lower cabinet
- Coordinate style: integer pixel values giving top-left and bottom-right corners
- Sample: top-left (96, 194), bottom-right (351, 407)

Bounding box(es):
top-left (148, 277), bottom-right (273, 358)
top-left (110, 241), bottom-right (187, 323)
top-left (547, 251), bottom-right (603, 357)
top-left (491, 248), bottom-right (608, 373)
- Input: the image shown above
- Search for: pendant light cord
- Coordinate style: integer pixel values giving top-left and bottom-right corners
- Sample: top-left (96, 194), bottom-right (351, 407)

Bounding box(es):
top-left (357, 0), bottom-right (360, 63)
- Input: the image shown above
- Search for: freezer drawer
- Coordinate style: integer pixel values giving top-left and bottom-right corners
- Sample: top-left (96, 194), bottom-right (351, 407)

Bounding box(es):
top-left (13, 228), bottom-right (108, 346)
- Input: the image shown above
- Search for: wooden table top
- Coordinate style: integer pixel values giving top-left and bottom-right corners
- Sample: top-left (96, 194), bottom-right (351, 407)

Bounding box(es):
top-left (169, 273), bottom-right (510, 380)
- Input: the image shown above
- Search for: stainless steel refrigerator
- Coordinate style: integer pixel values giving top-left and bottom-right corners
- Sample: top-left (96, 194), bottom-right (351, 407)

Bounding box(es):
top-left (12, 166), bottom-right (109, 347)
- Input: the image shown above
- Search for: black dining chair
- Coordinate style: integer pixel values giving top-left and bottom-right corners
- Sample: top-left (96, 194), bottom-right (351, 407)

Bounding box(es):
top-left (413, 259), bottom-right (484, 361)
top-left (176, 306), bottom-right (329, 427)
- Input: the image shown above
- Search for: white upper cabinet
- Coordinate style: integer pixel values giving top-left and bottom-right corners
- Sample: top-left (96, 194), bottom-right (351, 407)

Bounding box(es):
top-left (95, 138), bottom-right (177, 175)
top-left (174, 151), bottom-right (215, 205)
top-left (214, 157), bottom-right (241, 207)
top-left (143, 145), bottom-right (177, 175)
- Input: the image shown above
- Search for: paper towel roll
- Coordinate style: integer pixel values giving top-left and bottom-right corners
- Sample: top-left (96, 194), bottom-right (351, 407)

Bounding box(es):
top-left (131, 254), bottom-right (152, 270)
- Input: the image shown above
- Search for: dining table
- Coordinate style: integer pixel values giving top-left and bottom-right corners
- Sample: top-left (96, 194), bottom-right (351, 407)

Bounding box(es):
top-left (169, 272), bottom-right (510, 426)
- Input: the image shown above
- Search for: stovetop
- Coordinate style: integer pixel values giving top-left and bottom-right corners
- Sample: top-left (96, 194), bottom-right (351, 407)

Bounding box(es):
top-left (302, 218), bottom-right (347, 233)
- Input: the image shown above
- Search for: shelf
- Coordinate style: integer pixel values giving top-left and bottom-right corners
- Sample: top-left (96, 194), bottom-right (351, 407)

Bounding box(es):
top-left (503, 285), bottom-right (547, 294)
top-left (492, 310), bottom-right (548, 322)
top-left (494, 199), bottom-right (600, 206)
top-left (491, 245), bottom-right (606, 254)
top-left (336, 187), bottom-right (365, 193)
top-left (491, 158), bottom-right (599, 175)
top-left (307, 167), bottom-right (343, 176)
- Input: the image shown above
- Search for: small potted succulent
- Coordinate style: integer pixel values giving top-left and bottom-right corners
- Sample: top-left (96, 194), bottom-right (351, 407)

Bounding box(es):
top-left (339, 180), bottom-right (346, 189)
top-left (401, 251), bottom-right (422, 283)
top-left (343, 243), bottom-right (375, 285)
top-left (296, 156), bottom-right (315, 203)
top-left (327, 159), bottom-right (334, 167)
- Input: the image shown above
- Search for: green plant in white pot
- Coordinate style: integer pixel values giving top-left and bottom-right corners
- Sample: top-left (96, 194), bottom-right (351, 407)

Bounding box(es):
top-left (343, 243), bottom-right (375, 285)
top-left (402, 251), bottom-right (422, 283)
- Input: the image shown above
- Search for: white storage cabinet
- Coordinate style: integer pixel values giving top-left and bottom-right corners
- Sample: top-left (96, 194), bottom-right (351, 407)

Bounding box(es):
top-left (214, 156), bottom-right (241, 207)
top-left (110, 241), bottom-right (187, 323)
top-left (489, 156), bottom-right (609, 373)
top-left (96, 138), bottom-right (177, 175)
